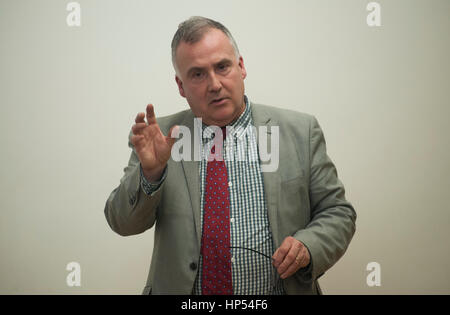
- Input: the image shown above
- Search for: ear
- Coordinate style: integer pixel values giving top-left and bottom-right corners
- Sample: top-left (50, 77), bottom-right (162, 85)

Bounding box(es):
top-left (175, 76), bottom-right (186, 98)
top-left (238, 56), bottom-right (247, 80)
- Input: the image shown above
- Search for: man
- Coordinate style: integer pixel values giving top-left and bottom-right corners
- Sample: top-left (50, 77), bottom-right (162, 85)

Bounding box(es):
top-left (104, 16), bottom-right (356, 295)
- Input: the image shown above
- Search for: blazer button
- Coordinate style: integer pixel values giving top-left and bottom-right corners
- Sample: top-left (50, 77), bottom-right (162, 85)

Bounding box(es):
top-left (190, 262), bottom-right (197, 270)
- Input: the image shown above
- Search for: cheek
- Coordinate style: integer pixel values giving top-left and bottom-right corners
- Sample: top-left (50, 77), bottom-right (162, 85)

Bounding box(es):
top-left (227, 76), bottom-right (244, 95)
top-left (185, 83), bottom-right (206, 100)
top-left (184, 85), bottom-right (208, 114)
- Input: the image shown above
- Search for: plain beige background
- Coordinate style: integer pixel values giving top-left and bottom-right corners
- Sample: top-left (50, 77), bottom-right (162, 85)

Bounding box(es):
top-left (1, 0), bottom-right (449, 294)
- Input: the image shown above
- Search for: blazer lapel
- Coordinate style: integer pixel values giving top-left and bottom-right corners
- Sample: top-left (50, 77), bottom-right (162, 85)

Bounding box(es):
top-left (251, 104), bottom-right (282, 248)
top-left (179, 111), bottom-right (202, 247)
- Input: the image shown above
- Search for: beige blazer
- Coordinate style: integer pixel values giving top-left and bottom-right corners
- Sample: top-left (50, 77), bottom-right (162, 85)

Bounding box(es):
top-left (104, 103), bottom-right (356, 295)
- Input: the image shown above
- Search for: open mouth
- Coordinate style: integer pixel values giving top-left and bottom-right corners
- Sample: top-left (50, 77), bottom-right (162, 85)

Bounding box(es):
top-left (210, 97), bottom-right (228, 105)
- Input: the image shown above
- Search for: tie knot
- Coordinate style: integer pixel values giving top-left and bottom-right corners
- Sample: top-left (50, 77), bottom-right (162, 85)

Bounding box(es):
top-left (210, 127), bottom-right (227, 156)
top-left (211, 127), bottom-right (227, 140)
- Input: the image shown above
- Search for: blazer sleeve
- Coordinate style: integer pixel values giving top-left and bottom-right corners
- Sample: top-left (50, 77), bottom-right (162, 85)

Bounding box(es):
top-left (293, 116), bottom-right (357, 281)
top-left (104, 130), bottom-right (165, 236)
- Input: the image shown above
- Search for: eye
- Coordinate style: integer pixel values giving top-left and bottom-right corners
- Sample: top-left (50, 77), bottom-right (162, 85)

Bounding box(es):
top-left (217, 63), bottom-right (230, 73)
top-left (191, 70), bottom-right (205, 80)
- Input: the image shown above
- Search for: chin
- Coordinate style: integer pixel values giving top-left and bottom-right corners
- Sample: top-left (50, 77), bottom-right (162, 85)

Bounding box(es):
top-left (211, 107), bottom-right (236, 124)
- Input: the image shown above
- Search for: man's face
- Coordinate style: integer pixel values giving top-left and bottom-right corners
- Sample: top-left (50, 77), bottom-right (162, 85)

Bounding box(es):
top-left (174, 28), bottom-right (247, 127)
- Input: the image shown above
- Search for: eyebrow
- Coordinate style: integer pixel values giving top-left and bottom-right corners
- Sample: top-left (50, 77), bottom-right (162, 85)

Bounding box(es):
top-left (186, 58), bottom-right (233, 76)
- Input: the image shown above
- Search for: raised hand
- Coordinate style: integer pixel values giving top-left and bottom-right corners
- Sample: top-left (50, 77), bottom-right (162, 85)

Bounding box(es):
top-left (131, 104), bottom-right (177, 182)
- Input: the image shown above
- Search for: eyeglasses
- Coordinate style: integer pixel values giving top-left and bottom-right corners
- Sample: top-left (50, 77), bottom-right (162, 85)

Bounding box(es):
top-left (229, 246), bottom-right (281, 295)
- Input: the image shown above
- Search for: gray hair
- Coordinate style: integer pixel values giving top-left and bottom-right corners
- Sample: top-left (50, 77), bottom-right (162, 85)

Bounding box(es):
top-left (171, 16), bottom-right (241, 72)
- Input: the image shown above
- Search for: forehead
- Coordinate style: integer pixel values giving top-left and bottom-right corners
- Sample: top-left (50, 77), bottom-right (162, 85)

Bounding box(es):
top-left (175, 29), bottom-right (236, 73)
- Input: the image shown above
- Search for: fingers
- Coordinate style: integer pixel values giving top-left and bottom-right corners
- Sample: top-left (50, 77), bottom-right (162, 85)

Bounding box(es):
top-left (272, 236), bottom-right (307, 279)
top-left (135, 112), bottom-right (146, 124)
top-left (132, 122), bottom-right (147, 135)
top-left (280, 247), bottom-right (308, 279)
top-left (146, 104), bottom-right (157, 125)
top-left (272, 239), bottom-right (291, 270)
top-left (133, 104), bottom-right (157, 136)
top-left (277, 241), bottom-right (300, 278)
top-left (134, 103), bottom-right (157, 125)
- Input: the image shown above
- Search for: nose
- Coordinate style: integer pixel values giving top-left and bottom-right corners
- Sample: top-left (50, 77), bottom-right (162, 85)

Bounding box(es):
top-left (207, 72), bottom-right (222, 93)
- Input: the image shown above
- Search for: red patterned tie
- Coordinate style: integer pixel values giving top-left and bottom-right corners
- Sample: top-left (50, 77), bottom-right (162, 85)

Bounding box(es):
top-left (201, 127), bottom-right (233, 295)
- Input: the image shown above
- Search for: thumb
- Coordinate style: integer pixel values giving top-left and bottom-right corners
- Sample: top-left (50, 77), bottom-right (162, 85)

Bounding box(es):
top-left (166, 125), bottom-right (179, 148)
